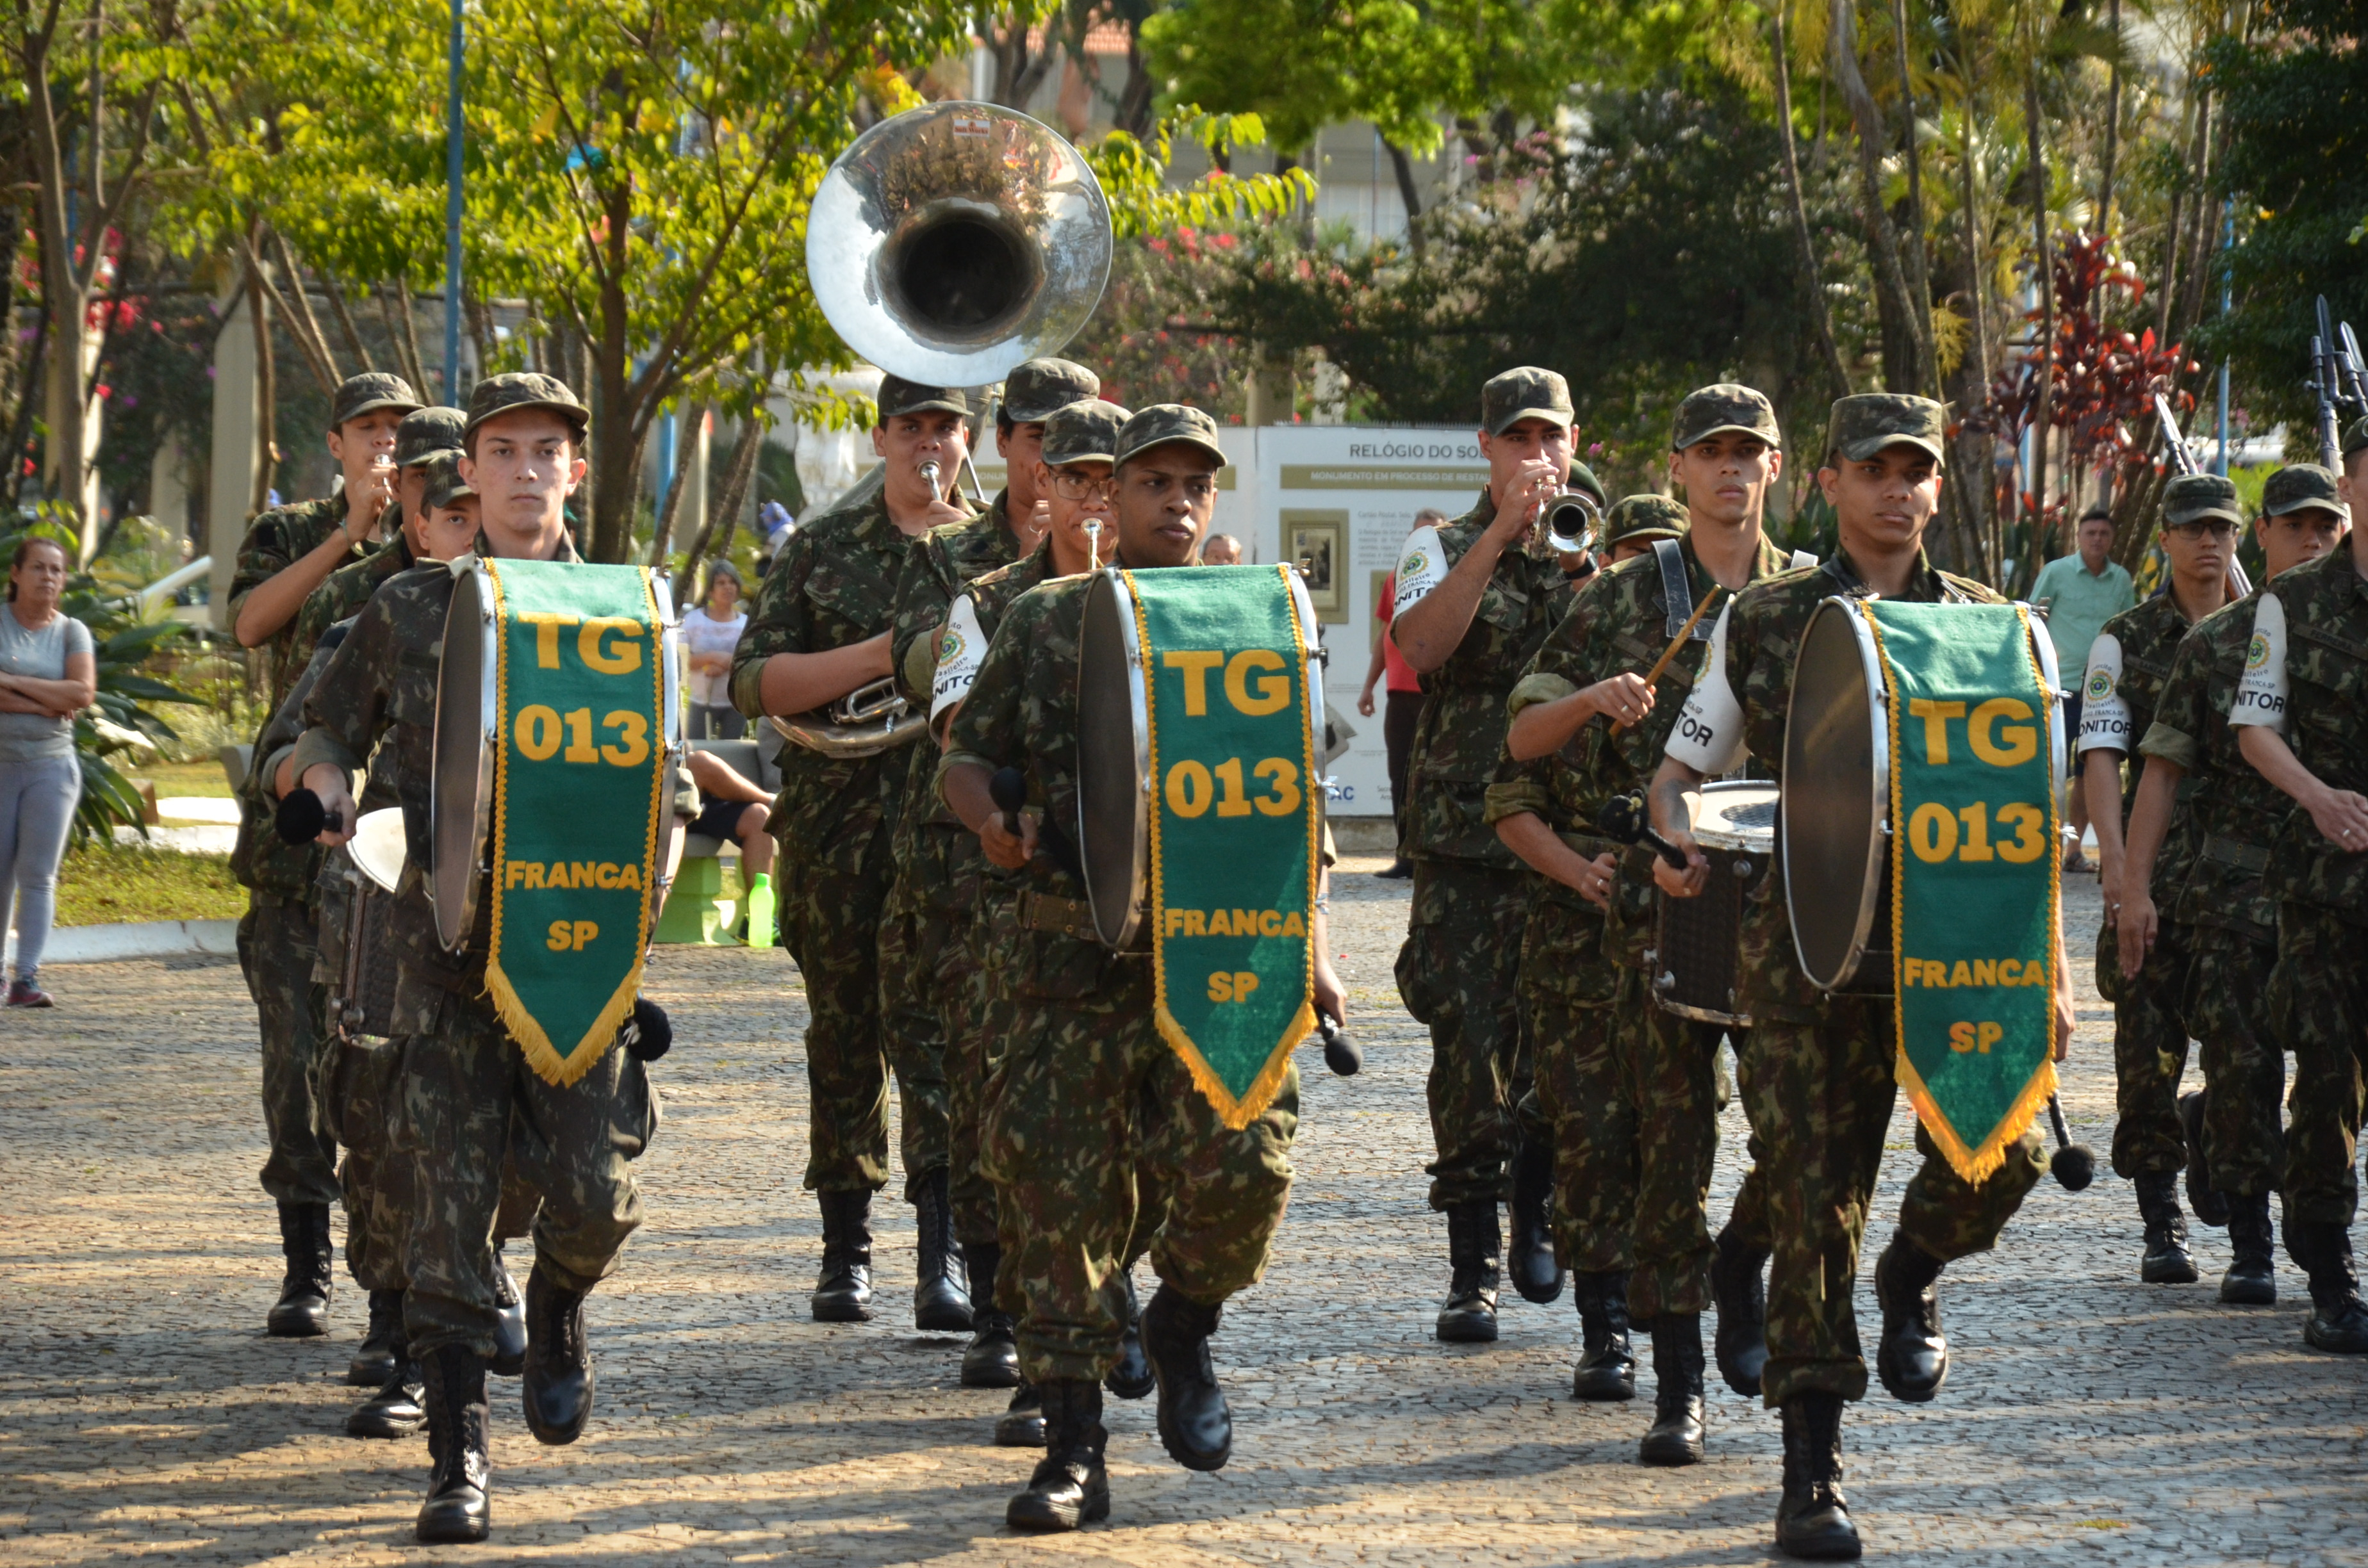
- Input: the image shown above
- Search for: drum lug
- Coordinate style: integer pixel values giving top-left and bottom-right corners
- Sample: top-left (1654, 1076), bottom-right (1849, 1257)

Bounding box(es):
top-left (1654, 970), bottom-right (1677, 995)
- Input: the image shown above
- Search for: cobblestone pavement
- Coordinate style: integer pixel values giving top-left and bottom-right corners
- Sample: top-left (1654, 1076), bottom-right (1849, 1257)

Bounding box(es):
top-left (2, 864), bottom-right (2363, 1567)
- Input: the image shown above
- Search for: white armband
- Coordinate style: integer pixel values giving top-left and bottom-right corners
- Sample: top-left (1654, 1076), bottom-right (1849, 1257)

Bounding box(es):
top-left (2228, 593), bottom-right (2290, 733)
top-left (1663, 603), bottom-right (1747, 776)
top-left (928, 594), bottom-right (989, 721)
top-left (2075, 632), bottom-right (2131, 755)
top-left (1391, 525), bottom-right (1447, 615)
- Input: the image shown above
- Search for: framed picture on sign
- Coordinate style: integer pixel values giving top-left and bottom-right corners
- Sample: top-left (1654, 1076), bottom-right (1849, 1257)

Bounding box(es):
top-left (1283, 511), bottom-right (1347, 623)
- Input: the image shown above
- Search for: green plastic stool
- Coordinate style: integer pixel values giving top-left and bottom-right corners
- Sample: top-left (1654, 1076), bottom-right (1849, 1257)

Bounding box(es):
top-left (655, 855), bottom-right (739, 945)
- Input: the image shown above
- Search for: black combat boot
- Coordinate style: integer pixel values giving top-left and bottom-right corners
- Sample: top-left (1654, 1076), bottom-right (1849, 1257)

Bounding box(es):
top-left (2287, 1219), bottom-right (2368, 1353)
top-left (267, 1202), bottom-right (334, 1337)
top-left (960, 1241), bottom-right (1021, 1388)
top-left (1105, 1266), bottom-right (1156, 1400)
top-left (1004, 1379), bottom-right (1110, 1531)
top-left (2135, 1170), bottom-right (2199, 1284)
top-left (812, 1189), bottom-right (875, 1323)
top-left (1773, 1392), bottom-right (1861, 1560)
top-left (1140, 1284), bottom-right (1232, 1471)
top-left (994, 1382), bottom-right (1046, 1447)
top-left (1871, 1238), bottom-right (1948, 1403)
top-left (415, 1345), bottom-right (491, 1544)
top-left (912, 1168), bottom-right (973, 1332)
top-left (520, 1264), bottom-right (595, 1446)
top-left (2220, 1191), bottom-right (2277, 1306)
top-left (347, 1344), bottom-right (426, 1440)
top-left (489, 1251), bottom-right (527, 1376)
top-left (1709, 1225), bottom-right (1770, 1396)
top-left (348, 1288), bottom-right (404, 1386)
top-left (2180, 1091), bottom-right (2230, 1226)
top-left (1434, 1201), bottom-right (1502, 1344)
top-left (1568, 1270), bottom-right (1636, 1401)
top-left (1507, 1135), bottom-right (1565, 1305)
top-left (1638, 1314), bottom-right (1706, 1466)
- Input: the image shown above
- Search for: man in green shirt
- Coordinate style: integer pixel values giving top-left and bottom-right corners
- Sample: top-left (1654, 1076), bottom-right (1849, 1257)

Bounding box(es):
top-left (2030, 509), bottom-right (2136, 869)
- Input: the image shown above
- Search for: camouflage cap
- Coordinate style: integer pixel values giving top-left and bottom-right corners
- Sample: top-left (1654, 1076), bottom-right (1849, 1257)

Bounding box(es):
top-left (2161, 472), bottom-right (2243, 527)
top-left (2260, 464), bottom-right (2344, 519)
top-left (1602, 494), bottom-right (1690, 547)
top-left (2344, 415), bottom-right (2368, 460)
top-left (464, 372), bottom-right (589, 442)
top-left (1114, 404), bottom-right (1226, 468)
top-left (419, 450), bottom-right (475, 514)
top-left (876, 375), bottom-right (973, 421)
top-left (1824, 393), bottom-right (1947, 464)
top-left (329, 371), bottom-right (422, 429)
top-left (395, 406), bottom-right (467, 468)
top-left (1480, 366), bottom-right (1574, 436)
top-left (1001, 359), bottom-right (1101, 423)
top-left (1566, 459), bottom-right (1607, 507)
top-left (1672, 383), bottom-right (1781, 450)
top-left (1040, 398), bottom-right (1132, 467)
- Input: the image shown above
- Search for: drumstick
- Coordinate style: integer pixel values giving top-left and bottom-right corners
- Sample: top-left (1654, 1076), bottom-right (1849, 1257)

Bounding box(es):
top-left (1609, 586), bottom-right (1725, 736)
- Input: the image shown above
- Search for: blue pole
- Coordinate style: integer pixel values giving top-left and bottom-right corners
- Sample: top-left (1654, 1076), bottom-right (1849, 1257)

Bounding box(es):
top-left (655, 411), bottom-right (677, 521)
top-left (2215, 202), bottom-right (2233, 477)
top-left (443, 0), bottom-right (465, 404)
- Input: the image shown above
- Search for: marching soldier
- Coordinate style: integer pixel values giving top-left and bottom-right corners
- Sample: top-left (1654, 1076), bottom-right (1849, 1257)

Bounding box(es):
top-left (1492, 386), bottom-right (1802, 1466)
top-left (732, 376), bottom-right (972, 1323)
top-left (2228, 420), bottom-right (2368, 1353)
top-left (2076, 474), bottom-right (2235, 1283)
top-left (292, 407), bottom-right (468, 664)
top-left (881, 357), bottom-right (1099, 1342)
top-left (940, 405), bottom-right (1343, 1531)
top-left (227, 370), bottom-right (422, 1337)
top-left (1647, 395), bottom-right (2069, 1560)
top-left (288, 374), bottom-right (659, 1543)
top-left (1388, 366), bottom-right (1598, 1341)
top-left (2119, 464), bottom-right (2346, 1305)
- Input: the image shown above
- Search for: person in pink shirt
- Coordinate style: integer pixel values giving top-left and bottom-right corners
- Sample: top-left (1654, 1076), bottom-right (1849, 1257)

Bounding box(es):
top-left (1359, 509), bottom-right (1444, 878)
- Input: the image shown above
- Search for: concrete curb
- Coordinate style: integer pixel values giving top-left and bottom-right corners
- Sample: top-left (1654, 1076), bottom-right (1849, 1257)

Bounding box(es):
top-left (7, 919), bottom-right (240, 967)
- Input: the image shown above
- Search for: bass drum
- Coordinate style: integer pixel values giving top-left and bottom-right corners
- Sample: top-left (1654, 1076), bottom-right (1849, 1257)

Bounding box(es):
top-left (1781, 598), bottom-right (1893, 992)
top-left (429, 561), bottom-right (685, 952)
top-left (1073, 566), bottom-right (1324, 951)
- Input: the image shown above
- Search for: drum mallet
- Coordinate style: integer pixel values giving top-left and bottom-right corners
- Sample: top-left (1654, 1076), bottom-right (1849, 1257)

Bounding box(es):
top-left (274, 788), bottom-right (346, 844)
top-left (1593, 793), bottom-right (1691, 872)
top-left (988, 766), bottom-right (1027, 840)
top-left (1608, 586), bottom-right (1725, 737)
top-left (1315, 1013), bottom-right (1361, 1076)
top-left (2046, 1095), bottom-right (2096, 1191)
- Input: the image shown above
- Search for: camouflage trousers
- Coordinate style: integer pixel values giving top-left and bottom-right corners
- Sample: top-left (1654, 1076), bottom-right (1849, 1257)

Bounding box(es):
top-left (238, 895), bottom-right (340, 1207)
top-left (781, 821), bottom-right (946, 1196)
top-left (2098, 915), bottom-right (2194, 1179)
top-left (1398, 859), bottom-right (1533, 1210)
top-left (2183, 924), bottom-right (2287, 1199)
top-left (945, 906), bottom-right (1005, 1251)
top-left (2272, 903), bottom-right (2368, 1228)
top-left (326, 1036), bottom-right (538, 1295)
top-left (1743, 996), bottom-right (2046, 1406)
top-left (980, 954), bottom-right (1293, 1385)
top-left (393, 979), bottom-right (654, 1360)
top-left (1531, 937), bottom-right (1763, 1321)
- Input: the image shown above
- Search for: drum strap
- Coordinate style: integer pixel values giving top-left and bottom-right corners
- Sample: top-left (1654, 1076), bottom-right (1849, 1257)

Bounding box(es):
top-left (1654, 539), bottom-right (1706, 641)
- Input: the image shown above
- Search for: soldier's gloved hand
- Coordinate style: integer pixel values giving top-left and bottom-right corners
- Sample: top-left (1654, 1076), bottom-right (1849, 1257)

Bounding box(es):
top-left (622, 997), bottom-right (672, 1062)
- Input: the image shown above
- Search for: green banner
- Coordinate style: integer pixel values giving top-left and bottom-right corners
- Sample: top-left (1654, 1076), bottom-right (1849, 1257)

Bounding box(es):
top-left (1134, 566), bottom-right (1319, 1127)
top-left (1864, 600), bottom-right (2059, 1183)
top-left (483, 559), bottom-right (670, 1087)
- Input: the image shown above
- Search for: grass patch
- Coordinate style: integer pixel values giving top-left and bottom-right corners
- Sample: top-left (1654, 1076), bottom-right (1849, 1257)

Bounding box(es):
top-left (55, 840), bottom-right (245, 926)
top-left (123, 758), bottom-right (241, 800)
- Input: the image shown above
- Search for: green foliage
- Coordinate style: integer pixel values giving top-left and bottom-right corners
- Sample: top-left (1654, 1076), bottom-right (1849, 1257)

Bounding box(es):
top-left (2194, 2), bottom-right (2368, 437)
top-left (54, 840), bottom-right (244, 927)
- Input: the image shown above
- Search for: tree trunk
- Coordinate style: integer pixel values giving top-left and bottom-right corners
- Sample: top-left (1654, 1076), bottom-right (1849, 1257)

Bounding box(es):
top-left (1773, 9), bottom-right (1851, 398)
top-left (268, 229), bottom-right (343, 393)
top-left (377, 280), bottom-right (428, 393)
top-left (21, 19), bottom-right (88, 542)
top-left (2097, 0), bottom-right (2121, 231)
top-left (320, 268), bottom-right (373, 373)
top-left (1382, 138), bottom-right (1424, 256)
top-left (1114, 31), bottom-right (1154, 139)
top-left (1829, 0), bottom-right (1930, 395)
top-left (645, 405), bottom-right (699, 569)
top-left (680, 408), bottom-right (765, 592)
top-left (249, 261), bottom-right (277, 517)
top-left (1888, 0), bottom-right (1937, 398)
top-left (2024, 56), bottom-right (2053, 576)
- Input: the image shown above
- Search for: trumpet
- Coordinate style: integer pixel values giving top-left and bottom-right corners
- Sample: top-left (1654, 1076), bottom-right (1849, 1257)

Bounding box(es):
top-left (1535, 487), bottom-right (1601, 557)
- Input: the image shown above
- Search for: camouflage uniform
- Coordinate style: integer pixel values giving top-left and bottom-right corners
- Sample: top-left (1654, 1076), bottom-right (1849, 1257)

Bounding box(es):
top-left (1666, 535), bottom-right (2048, 1406)
top-left (288, 533), bottom-right (654, 1360)
top-left (730, 480), bottom-right (966, 1198)
top-left (942, 562), bottom-right (1297, 1384)
top-left (2140, 594), bottom-right (2287, 1198)
top-left (1392, 489), bottom-right (1575, 1209)
top-left (882, 491), bottom-right (1024, 1241)
top-left (1490, 518), bottom-right (1795, 1323)
top-left (2078, 590), bottom-right (2206, 1179)
top-left (2227, 545), bottom-right (2368, 1229)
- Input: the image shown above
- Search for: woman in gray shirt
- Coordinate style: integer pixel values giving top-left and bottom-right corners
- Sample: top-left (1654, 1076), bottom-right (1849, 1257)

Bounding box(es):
top-left (0, 536), bottom-right (95, 1006)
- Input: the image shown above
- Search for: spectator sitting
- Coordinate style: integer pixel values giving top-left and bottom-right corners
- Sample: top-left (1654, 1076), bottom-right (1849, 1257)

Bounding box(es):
top-left (1200, 532), bottom-right (1242, 566)
top-left (686, 747), bottom-right (773, 886)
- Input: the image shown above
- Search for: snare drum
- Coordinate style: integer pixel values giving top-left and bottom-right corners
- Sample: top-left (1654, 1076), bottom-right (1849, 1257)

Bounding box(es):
top-left (323, 809), bottom-right (407, 1041)
top-left (1649, 781), bottom-right (1777, 1025)
top-left (1074, 566), bottom-right (1323, 949)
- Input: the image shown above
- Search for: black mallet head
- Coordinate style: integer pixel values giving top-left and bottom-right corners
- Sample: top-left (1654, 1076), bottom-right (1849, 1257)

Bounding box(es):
top-left (1316, 1015), bottom-right (1361, 1077)
top-left (274, 788), bottom-right (344, 845)
top-left (2051, 1143), bottom-right (2097, 1192)
top-left (989, 767), bottom-right (1027, 817)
